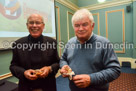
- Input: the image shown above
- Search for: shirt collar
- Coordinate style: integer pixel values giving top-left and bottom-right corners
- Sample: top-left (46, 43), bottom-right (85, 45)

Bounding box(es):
top-left (76, 32), bottom-right (94, 43)
top-left (28, 34), bottom-right (43, 43)
top-left (87, 32), bottom-right (93, 41)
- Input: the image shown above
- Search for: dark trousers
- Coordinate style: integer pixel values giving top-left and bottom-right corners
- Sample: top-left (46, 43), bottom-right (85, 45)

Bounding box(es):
top-left (18, 80), bottom-right (57, 91)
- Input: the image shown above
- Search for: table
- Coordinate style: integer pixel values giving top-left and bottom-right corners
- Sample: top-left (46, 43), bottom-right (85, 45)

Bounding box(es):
top-left (0, 79), bottom-right (18, 91)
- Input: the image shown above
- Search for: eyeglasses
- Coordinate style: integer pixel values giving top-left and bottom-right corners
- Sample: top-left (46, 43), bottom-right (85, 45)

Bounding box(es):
top-left (27, 21), bottom-right (43, 25)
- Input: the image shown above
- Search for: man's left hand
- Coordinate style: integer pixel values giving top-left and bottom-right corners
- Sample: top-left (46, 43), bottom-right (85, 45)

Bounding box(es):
top-left (72, 74), bottom-right (91, 88)
top-left (39, 66), bottom-right (52, 78)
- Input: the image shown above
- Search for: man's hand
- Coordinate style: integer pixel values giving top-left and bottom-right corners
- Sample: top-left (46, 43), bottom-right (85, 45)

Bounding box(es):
top-left (72, 74), bottom-right (91, 88)
top-left (39, 66), bottom-right (52, 78)
top-left (60, 65), bottom-right (71, 78)
top-left (24, 69), bottom-right (38, 80)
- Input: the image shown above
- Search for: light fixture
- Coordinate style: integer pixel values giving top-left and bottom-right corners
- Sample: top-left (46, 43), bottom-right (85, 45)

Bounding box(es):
top-left (97, 0), bottom-right (106, 3)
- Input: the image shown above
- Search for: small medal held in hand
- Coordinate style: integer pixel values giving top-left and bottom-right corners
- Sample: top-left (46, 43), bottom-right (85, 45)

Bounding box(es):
top-left (34, 69), bottom-right (43, 76)
top-left (64, 67), bottom-right (75, 80)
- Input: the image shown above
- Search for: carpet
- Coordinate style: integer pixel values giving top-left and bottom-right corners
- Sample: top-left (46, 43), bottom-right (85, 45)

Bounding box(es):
top-left (109, 73), bottom-right (136, 91)
top-left (56, 72), bottom-right (136, 91)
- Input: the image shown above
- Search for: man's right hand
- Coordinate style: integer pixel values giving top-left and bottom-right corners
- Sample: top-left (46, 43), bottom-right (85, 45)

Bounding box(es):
top-left (60, 65), bottom-right (71, 78)
top-left (24, 69), bottom-right (38, 80)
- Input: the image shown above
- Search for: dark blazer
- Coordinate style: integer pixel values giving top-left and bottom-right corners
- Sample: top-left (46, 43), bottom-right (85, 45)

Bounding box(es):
top-left (10, 35), bottom-right (60, 91)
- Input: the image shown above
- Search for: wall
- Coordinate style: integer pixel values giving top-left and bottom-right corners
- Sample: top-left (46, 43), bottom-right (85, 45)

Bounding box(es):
top-left (0, 50), bottom-right (12, 75)
top-left (55, 2), bottom-right (75, 56)
top-left (0, 50), bottom-right (18, 82)
top-left (91, 4), bottom-right (133, 57)
top-left (132, 1), bottom-right (136, 58)
top-left (76, 0), bottom-right (136, 59)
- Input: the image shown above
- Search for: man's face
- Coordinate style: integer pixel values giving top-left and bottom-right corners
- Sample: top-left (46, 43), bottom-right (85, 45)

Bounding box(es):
top-left (27, 14), bottom-right (45, 38)
top-left (73, 16), bottom-right (94, 41)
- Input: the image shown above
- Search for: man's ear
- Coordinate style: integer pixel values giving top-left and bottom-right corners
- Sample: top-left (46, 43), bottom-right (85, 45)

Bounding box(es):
top-left (26, 23), bottom-right (28, 26)
top-left (92, 23), bottom-right (95, 30)
top-left (43, 23), bottom-right (45, 28)
top-left (26, 23), bottom-right (29, 29)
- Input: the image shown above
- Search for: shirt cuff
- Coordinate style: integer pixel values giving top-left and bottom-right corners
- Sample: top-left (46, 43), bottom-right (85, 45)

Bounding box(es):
top-left (89, 74), bottom-right (97, 85)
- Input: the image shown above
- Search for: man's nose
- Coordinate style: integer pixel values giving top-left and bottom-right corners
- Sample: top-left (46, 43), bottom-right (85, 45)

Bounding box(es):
top-left (79, 25), bottom-right (83, 30)
top-left (32, 23), bottom-right (37, 27)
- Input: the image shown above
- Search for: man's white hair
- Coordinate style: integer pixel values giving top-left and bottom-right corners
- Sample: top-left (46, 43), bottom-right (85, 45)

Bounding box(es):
top-left (27, 14), bottom-right (45, 24)
top-left (72, 9), bottom-right (94, 27)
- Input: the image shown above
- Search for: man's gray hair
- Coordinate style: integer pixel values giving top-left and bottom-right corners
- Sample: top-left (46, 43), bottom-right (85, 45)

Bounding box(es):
top-left (72, 9), bottom-right (94, 27)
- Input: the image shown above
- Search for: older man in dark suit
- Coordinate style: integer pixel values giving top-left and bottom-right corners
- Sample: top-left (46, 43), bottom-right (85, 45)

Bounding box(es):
top-left (10, 14), bottom-right (60, 91)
